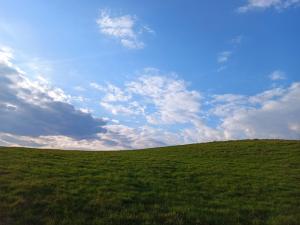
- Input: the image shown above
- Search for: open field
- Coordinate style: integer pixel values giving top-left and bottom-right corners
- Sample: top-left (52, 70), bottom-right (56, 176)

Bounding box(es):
top-left (0, 140), bottom-right (299, 225)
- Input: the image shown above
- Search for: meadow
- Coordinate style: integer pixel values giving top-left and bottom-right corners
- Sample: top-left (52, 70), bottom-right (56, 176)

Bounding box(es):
top-left (0, 140), bottom-right (299, 225)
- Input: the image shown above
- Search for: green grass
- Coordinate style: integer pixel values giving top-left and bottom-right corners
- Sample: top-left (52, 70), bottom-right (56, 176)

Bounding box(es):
top-left (0, 140), bottom-right (300, 225)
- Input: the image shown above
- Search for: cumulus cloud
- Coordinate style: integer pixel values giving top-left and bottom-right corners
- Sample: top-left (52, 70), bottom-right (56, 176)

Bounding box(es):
top-left (127, 73), bottom-right (201, 125)
top-left (96, 9), bottom-right (153, 49)
top-left (211, 83), bottom-right (300, 140)
top-left (0, 47), bottom-right (106, 140)
top-left (92, 68), bottom-right (300, 149)
top-left (93, 69), bottom-right (201, 124)
top-left (1, 47), bottom-right (183, 150)
top-left (238, 0), bottom-right (300, 12)
top-left (1, 47), bottom-right (299, 150)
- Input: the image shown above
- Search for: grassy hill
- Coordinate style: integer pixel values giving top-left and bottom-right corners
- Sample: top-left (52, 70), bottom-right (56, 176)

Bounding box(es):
top-left (0, 140), bottom-right (299, 225)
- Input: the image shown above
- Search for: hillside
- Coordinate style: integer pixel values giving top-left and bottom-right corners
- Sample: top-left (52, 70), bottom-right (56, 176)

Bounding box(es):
top-left (0, 140), bottom-right (299, 225)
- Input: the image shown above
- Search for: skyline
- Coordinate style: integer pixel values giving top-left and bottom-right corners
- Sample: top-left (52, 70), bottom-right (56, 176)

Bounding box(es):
top-left (0, 0), bottom-right (300, 149)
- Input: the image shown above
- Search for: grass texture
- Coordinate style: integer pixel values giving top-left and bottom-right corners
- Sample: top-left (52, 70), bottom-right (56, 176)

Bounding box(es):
top-left (0, 140), bottom-right (299, 225)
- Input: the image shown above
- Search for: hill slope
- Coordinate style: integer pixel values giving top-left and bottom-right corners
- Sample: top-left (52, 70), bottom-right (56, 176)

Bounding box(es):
top-left (0, 140), bottom-right (300, 225)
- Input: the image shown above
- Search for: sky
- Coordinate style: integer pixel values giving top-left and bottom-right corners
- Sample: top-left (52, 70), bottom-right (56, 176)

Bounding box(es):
top-left (0, 0), bottom-right (300, 150)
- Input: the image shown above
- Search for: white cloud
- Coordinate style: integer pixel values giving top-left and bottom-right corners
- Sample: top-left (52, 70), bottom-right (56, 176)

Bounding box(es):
top-left (269, 70), bottom-right (286, 81)
top-left (211, 83), bottom-right (300, 140)
top-left (96, 9), bottom-right (153, 49)
top-left (127, 73), bottom-right (201, 124)
top-left (101, 83), bottom-right (132, 102)
top-left (216, 36), bottom-right (243, 72)
top-left (142, 25), bottom-right (155, 35)
top-left (1, 47), bottom-right (300, 150)
top-left (0, 46), bottom-right (14, 65)
top-left (92, 69), bottom-right (300, 148)
top-left (100, 101), bottom-right (144, 116)
top-left (90, 82), bottom-right (104, 90)
top-left (238, 0), bottom-right (300, 12)
top-left (92, 82), bottom-right (143, 116)
top-left (0, 124), bottom-right (182, 150)
top-left (217, 51), bottom-right (232, 63)
top-left (0, 133), bottom-right (118, 150)
top-left (0, 47), bottom-right (106, 139)
top-left (181, 121), bottom-right (224, 144)
top-left (90, 82), bottom-right (132, 104)
top-left (92, 69), bottom-right (201, 124)
top-left (101, 124), bottom-right (182, 149)
top-left (120, 39), bottom-right (144, 49)
top-left (249, 87), bottom-right (286, 104)
top-left (14, 73), bottom-right (71, 104)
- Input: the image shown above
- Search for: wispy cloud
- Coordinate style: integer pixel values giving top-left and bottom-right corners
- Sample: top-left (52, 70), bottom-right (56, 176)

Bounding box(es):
top-left (74, 86), bottom-right (86, 92)
top-left (96, 9), bottom-right (153, 49)
top-left (216, 35), bottom-right (243, 72)
top-left (216, 51), bottom-right (232, 72)
top-left (92, 68), bottom-right (201, 124)
top-left (238, 0), bottom-right (300, 13)
top-left (231, 35), bottom-right (243, 45)
top-left (94, 83), bottom-right (132, 102)
top-left (269, 70), bottom-right (286, 81)
top-left (127, 72), bottom-right (201, 125)
top-left (217, 51), bottom-right (232, 63)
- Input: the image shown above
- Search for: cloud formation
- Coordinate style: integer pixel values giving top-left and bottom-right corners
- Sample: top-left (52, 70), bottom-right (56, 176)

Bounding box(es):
top-left (216, 35), bottom-right (243, 72)
top-left (93, 68), bottom-right (201, 125)
top-left (217, 51), bottom-right (232, 64)
top-left (269, 70), bottom-right (286, 80)
top-left (0, 124), bottom-right (182, 150)
top-left (238, 0), bottom-right (300, 12)
top-left (211, 83), bottom-right (300, 140)
top-left (1, 47), bottom-right (299, 150)
top-left (0, 47), bottom-right (106, 140)
top-left (96, 9), bottom-right (153, 49)
top-left (127, 72), bottom-right (201, 125)
top-left (94, 70), bottom-right (300, 145)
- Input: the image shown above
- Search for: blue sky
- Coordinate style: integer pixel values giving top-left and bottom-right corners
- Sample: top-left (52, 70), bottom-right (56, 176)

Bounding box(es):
top-left (0, 0), bottom-right (300, 149)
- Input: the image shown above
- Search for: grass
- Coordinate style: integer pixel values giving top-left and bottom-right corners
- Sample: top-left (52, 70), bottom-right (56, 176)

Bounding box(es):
top-left (0, 140), bottom-right (299, 225)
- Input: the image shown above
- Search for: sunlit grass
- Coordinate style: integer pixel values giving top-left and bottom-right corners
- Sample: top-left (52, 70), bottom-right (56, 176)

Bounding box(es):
top-left (0, 140), bottom-right (299, 225)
